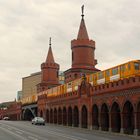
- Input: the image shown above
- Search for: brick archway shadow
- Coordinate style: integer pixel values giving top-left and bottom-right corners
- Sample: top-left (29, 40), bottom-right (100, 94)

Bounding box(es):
top-left (46, 109), bottom-right (49, 123)
top-left (111, 102), bottom-right (121, 132)
top-left (54, 108), bottom-right (57, 124)
top-left (123, 101), bottom-right (134, 135)
top-left (81, 105), bottom-right (88, 128)
top-left (101, 103), bottom-right (109, 131)
top-left (58, 107), bottom-right (62, 124)
top-left (137, 102), bottom-right (140, 136)
top-left (63, 107), bottom-right (67, 125)
top-left (73, 106), bottom-right (79, 127)
top-left (50, 109), bottom-right (53, 123)
top-left (68, 106), bottom-right (72, 126)
top-left (92, 104), bottom-right (99, 130)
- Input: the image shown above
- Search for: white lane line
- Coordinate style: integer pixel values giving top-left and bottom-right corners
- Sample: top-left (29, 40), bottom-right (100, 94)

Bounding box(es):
top-left (1, 122), bottom-right (87, 140)
top-left (28, 136), bottom-right (38, 140)
top-left (0, 126), bottom-right (27, 140)
top-left (7, 127), bottom-right (12, 130)
top-left (16, 130), bottom-right (23, 135)
top-left (0, 123), bottom-right (47, 140)
top-left (44, 129), bottom-right (88, 140)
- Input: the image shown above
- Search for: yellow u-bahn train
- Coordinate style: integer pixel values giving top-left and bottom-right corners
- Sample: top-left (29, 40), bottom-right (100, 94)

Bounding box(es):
top-left (21, 60), bottom-right (140, 105)
top-left (89, 60), bottom-right (140, 86)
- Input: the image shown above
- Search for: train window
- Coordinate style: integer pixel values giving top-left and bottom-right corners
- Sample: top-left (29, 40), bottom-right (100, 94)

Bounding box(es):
top-left (112, 67), bottom-right (118, 75)
top-left (128, 63), bottom-right (131, 70)
top-left (134, 63), bottom-right (140, 70)
top-left (120, 65), bottom-right (125, 72)
top-left (106, 70), bottom-right (110, 76)
top-left (98, 72), bottom-right (104, 79)
top-left (89, 75), bottom-right (93, 81)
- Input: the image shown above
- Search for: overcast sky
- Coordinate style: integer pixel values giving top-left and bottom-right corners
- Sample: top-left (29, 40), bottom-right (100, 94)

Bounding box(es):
top-left (0, 0), bottom-right (140, 103)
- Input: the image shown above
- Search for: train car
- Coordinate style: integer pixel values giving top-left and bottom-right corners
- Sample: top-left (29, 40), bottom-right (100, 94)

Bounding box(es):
top-left (47, 88), bottom-right (53, 97)
top-left (52, 86), bottom-right (58, 97)
top-left (66, 81), bottom-right (72, 93)
top-left (107, 60), bottom-right (140, 83)
top-left (22, 60), bottom-right (140, 103)
top-left (72, 78), bottom-right (82, 91)
top-left (94, 60), bottom-right (140, 86)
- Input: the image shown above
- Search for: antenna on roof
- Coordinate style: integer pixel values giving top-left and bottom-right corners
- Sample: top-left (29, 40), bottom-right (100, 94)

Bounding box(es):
top-left (49, 37), bottom-right (51, 47)
top-left (81, 5), bottom-right (84, 19)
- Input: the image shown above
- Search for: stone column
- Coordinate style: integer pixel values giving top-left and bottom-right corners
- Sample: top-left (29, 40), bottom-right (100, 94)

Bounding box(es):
top-left (98, 107), bottom-right (102, 131)
top-left (120, 112), bottom-right (124, 134)
top-left (134, 111), bottom-right (138, 136)
top-left (109, 112), bottom-right (112, 132)
top-left (88, 106), bottom-right (92, 130)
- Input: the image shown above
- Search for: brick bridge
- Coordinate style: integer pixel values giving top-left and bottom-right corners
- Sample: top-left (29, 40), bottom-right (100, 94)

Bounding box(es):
top-left (37, 76), bottom-right (140, 136)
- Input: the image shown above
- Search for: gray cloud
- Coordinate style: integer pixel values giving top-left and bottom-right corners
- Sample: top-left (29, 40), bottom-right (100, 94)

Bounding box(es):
top-left (0, 0), bottom-right (140, 102)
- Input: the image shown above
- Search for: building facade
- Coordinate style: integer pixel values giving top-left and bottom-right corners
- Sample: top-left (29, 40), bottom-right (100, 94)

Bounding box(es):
top-left (22, 72), bottom-right (41, 98)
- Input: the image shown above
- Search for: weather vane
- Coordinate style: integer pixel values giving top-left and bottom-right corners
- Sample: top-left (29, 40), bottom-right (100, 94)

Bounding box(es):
top-left (49, 37), bottom-right (51, 47)
top-left (81, 5), bottom-right (84, 19)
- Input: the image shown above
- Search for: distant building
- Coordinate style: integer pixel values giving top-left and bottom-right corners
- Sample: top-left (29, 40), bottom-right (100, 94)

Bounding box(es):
top-left (0, 101), bottom-right (15, 109)
top-left (22, 71), bottom-right (64, 97)
top-left (59, 71), bottom-right (64, 84)
top-left (22, 72), bottom-right (41, 98)
top-left (17, 91), bottom-right (22, 101)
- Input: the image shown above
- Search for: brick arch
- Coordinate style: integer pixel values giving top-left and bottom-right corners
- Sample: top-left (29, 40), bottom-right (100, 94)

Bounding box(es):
top-left (92, 104), bottom-right (99, 129)
top-left (58, 107), bottom-right (62, 124)
top-left (81, 105), bottom-right (88, 128)
top-left (46, 109), bottom-right (49, 123)
top-left (23, 108), bottom-right (34, 121)
top-left (54, 108), bottom-right (57, 124)
top-left (63, 107), bottom-right (67, 125)
top-left (100, 103), bottom-right (109, 131)
top-left (40, 110), bottom-right (43, 117)
top-left (110, 99), bottom-right (121, 110)
top-left (68, 106), bottom-right (72, 126)
top-left (73, 106), bottom-right (79, 127)
top-left (111, 102), bottom-right (121, 132)
top-left (137, 101), bottom-right (140, 136)
top-left (122, 101), bottom-right (134, 135)
top-left (122, 99), bottom-right (135, 112)
top-left (50, 108), bottom-right (53, 123)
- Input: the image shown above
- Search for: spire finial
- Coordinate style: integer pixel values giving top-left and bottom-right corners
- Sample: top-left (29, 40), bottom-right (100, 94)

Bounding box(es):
top-left (81, 5), bottom-right (84, 19)
top-left (49, 37), bottom-right (51, 47)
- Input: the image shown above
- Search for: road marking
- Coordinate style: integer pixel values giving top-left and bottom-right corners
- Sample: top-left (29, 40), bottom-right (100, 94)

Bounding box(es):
top-left (28, 136), bottom-right (38, 140)
top-left (7, 127), bottom-right (12, 130)
top-left (16, 130), bottom-right (23, 135)
top-left (0, 126), bottom-right (27, 140)
top-left (0, 122), bottom-right (88, 140)
top-left (0, 123), bottom-right (47, 140)
top-left (44, 129), bottom-right (88, 140)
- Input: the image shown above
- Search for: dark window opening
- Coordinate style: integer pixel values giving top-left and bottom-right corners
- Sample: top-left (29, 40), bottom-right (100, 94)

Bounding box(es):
top-left (72, 52), bottom-right (74, 62)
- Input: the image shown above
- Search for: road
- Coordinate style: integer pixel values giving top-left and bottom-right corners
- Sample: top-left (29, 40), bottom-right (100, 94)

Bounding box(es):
top-left (0, 120), bottom-right (139, 140)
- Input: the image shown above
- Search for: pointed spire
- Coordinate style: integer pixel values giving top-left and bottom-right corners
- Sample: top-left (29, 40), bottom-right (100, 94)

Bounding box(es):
top-left (46, 37), bottom-right (55, 63)
top-left (81, 5), bottom-right (84, 19)
top-left (77, 5), bottom-right (89, 40)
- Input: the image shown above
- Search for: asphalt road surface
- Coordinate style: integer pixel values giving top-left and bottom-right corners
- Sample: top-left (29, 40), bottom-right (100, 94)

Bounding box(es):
top-left (0, 120), bottom-right (139, 140)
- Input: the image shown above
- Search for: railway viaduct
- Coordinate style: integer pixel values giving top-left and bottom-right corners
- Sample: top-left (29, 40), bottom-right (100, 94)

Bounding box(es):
top-left (38, 76), bottom-right (140, 136)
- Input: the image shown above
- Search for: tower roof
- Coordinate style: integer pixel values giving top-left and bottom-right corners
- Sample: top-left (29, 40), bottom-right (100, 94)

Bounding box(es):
top-left (46, 38), bottom-right (55, 63)
top-left (77, 19), bottom-right (89, 40)
top-left (77, 5), bottom-right (89, 40)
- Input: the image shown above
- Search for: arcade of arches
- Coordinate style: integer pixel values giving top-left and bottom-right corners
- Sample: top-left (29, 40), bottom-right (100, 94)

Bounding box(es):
top-left (39, 100), bottom-right (140, 136)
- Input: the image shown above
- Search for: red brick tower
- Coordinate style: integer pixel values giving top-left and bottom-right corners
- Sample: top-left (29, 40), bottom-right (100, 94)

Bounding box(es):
top-left (37, 38), bottom-right (60, 92)
top-left (64, 6), bottom-right (99, 83)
